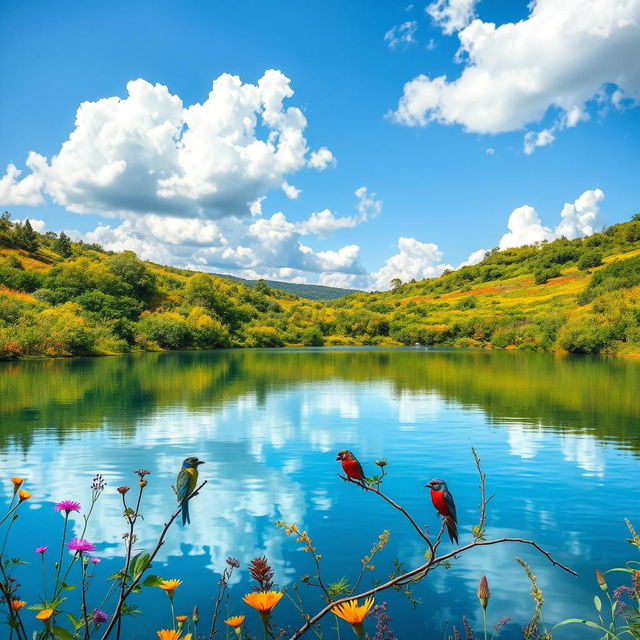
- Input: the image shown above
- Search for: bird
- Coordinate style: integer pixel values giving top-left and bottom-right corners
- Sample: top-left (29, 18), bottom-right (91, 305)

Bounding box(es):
top-left (176, 457), bottom-right (205, 525)
top-left (425, 478), bottom-right (459, 544)
top-left (336, 449), bottom-right (367, 484)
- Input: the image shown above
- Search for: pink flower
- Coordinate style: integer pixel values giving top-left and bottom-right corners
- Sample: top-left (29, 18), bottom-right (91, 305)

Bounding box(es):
top-left (93, 609), bottom-right (108, 624)
top-left (54, 500), bottom-right (81, 514)
top-left (35, 546), bottom-right (48, 554)
top-left (66, 538), bottom-right (95, 553)
top-left (91, 557), bottom-right (101, 564)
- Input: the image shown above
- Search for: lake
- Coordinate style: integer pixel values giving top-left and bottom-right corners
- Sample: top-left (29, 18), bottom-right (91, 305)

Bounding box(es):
top-left (1, 347), bottom-right (639, 639)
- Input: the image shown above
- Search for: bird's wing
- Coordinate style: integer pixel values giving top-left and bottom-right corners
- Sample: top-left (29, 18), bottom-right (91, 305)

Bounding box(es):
top-left (355, 459), bottom-right (366, 479)
top-left (176, 469), bottom-right (191, 502)
top-left (444, 491), bottom-right (457, 521)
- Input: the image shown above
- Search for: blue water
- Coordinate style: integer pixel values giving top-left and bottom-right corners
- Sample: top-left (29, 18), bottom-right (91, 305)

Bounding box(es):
top-left (1, 348), bottom-right (639, 639)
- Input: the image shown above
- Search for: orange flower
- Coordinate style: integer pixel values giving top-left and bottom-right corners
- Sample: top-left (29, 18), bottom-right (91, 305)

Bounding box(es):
top-left (175, 615), bottom-right (188, 623)
top-left (158, 579), bottom-right (182, 593)
top-left (331, 597), bottom-right (374, 624)
top-left (10, 599), bottom-right (26, 611)
top-left (11, 477), bottom-right (24, 493)
top-left (225, 615), bottom-right (246, 628)
top-left (156, 631), bottom-right (192, 640)
top-left (36, 608), bottom-right (54, 621)
top-left (18, 489), bottom-right (31, 502)
top-left (242, 591), bottom-right (283, 613)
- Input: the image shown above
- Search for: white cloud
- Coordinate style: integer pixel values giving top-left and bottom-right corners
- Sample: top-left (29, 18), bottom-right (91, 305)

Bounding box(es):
top-left (307, 147), bottom-right (336, 170)
top-left (281, 180), bottom-right (301, 199)
top-left (523, 128), bottom-right (556, 155)
top-left (16, 218), bottom-right (46, 233)
top-left (369, 236), bottom-right (452, 290)
top-left (426, 0), bottom-right (478, 35)
top-left (0, 160), bottom-right (44, 206)
top-left (394, 0), bottom-right (640, 148)
top-left (499, 188), bottom-right (604, 249)
top-left (485, 147), bottom-right (495, 155)
top-left (459, 248), bottom-right (487, 267)
top-left (384, 21), bottom-right (418, 49)
top-left (2, 71), bottom-right (334, 219)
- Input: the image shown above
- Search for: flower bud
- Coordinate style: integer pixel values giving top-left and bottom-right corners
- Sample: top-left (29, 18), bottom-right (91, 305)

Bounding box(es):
top-left (595, 570), bottom-right (608, 591)
top-left (117, 486), bottom-right (129, 495)
top-left (477, 575), bottom-right (490, 610)
top-left (192, 604), bottom-right (199, 624)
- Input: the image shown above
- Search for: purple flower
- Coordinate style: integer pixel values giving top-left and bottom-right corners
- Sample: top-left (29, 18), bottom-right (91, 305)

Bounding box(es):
top-left (35, 546), bottom-right (48, 554)
top-left (91, 557), bottom-right (101, 564)
top-left (494, 617), bottom-right (511, 632)
top-left (66, 538), bottom-right (96, 553)
top-left (93, 609), bottom-right (108, 624)
top-left (54, 500), bottom-right (81, 514)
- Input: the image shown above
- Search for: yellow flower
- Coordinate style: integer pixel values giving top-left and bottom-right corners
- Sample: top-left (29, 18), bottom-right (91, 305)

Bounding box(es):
top-left (225, 615), bottom-right (246, 628)
top-left (36, 608), bottom-right (54, 621)
top-left (242, 591), bottom-right (283, 613)
top-left (331, 597), bottom-right (374, 624)
top-left (12, 477), bottom-right (24, 493)
top-left (18, 489), bottom-right (31, 502)
top-left (10, 599), bottom-right (26, 610)
top-left (156, 631), bottom-right (192, 640)
top-left (175, 615), bottom-right (188, 623)
top-left (158, 579), bottom-right (182, 593)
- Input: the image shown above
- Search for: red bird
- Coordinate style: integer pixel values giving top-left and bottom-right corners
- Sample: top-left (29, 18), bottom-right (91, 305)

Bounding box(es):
top-left (336, 449), bottom-right (367, 483)
top-left (425, 478), bottom-right (459, 544)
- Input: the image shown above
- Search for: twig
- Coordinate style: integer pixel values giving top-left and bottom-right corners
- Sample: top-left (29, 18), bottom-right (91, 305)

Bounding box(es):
top-left (98, 480), bottom-right (207, 640)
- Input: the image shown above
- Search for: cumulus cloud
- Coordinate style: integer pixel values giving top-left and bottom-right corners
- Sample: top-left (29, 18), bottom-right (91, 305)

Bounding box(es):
top-left (0, 160), bottom-right (44, 206)
top-left (458, 248), bottom-right (487, 267)
top-left (1, 71), bottom-right (334, 218)
top-left (307, 147), bottom-right (336, 170)
top-left (426, 0), bottom-right (478, 35)
top-left (369, 236), bottom-right (452, 291)
top-left (394, 0), bottom-right (640, 149)
top-left (384, 21), bottom-right (418, 49)
top-left (499, 188), bottom-right (604, 249)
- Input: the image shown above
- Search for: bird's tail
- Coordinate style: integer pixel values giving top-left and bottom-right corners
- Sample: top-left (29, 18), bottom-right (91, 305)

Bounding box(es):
top-left (445, 516), bottom-right (458, 545)
top-left (181, 500), bottom-right (190, 526)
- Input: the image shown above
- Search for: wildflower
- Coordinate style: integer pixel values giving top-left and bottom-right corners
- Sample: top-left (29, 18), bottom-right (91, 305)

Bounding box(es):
top-left (91, 474), bottom-right (106, 492)
top-left (249, 556), bottom-right (274, 591)
top-left (93, 609), bottom-right (108, 624)
top-left (226, 556), bottom-right (240, 568)
top-left (374, 459), bottom-right (388, 468)
top-left (243, 590), bottom-right (283, 613)
top-left (117, 486), bottom-right (129, 495)
top-left (11, 477), bottom-right (24, 493)
top-left (332, 597), bottom-right (374, 638)
top-left (156, 631), bottom-right (192, 640)
top-left (10, 599), bottom-right (26, 611)
top-left (54, 500), bottom-right (81, 514)
top-left (91, 557), bottom-right (101, 564)
top-left (35, 546), bottom-right (48, 554)
top-left (134, 469), bottom-right (151, 478)
top-left (158, 579), bottom-right (182, 601)
top-left (66, 538), bottom-right (96, 553)
top-left (632, 570), bottom-right (640, 596)
top-left (225, 615), bottom-right (246, 628)
top-left (176, 615), bottom-right (188, 623)
top-left (477, 575), bottom-right (490, 610)
top-left (595, 569), bottom-right (608, 591)
top-left (494, 617), bottom-right (511, 632)
top-left (36, 608), bottom-right (54, 621)
top-left (225, 615), bottom-right (245, 636)
top-left (18, 489), bottom-right (31, 502)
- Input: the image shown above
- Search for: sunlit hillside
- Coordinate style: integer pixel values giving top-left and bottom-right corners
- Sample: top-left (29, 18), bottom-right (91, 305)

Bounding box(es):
top-left (1, 211), bottom-right (640, 359)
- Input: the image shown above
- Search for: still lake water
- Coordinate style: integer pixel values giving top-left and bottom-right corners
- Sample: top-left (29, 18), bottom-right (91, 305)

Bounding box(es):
top-left (1, 347), bottom-right (639, 639)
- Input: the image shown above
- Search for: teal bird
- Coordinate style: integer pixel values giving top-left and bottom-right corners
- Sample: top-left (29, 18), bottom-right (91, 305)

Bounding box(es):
top-left (176, 456), bottom-right (205, 525)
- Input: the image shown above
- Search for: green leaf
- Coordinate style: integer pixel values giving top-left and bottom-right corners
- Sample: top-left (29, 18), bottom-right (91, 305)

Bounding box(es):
top-left (60, 582), bottom-right (77, 591)
top-left (52, 627), bottom-right (74, 640)
top-left (143, 574), bottom-right (164, 587)
top-left (130, 552), bottom-right (150, 579)
top-left (66, 613), bottom-right (81, 630)
top-left (594, 595), bottom-right (602, 612)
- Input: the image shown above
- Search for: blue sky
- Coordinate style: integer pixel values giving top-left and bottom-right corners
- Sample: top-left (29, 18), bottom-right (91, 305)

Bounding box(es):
top-left (1, 0), bottom-right (638, 289)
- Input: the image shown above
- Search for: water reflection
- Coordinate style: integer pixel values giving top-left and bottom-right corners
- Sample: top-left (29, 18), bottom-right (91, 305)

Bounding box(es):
top-left (1, 348), bottom-right (639, 639)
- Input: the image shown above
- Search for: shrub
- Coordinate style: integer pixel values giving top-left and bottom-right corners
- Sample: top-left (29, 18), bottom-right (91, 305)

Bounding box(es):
top-left (556, 315), bottom-right (614, 354)
top-left (137, 312), bottom-right (192, 349)
top-left (300, 326), bottom-right (324, 346)
top-left (244, 325), bottom-right (284, 347)
top-left (577, 249), bottom-right (603, 270)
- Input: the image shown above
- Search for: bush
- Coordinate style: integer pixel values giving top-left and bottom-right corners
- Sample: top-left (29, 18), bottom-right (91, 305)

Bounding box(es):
top-left (577, 249), bottom-right (603, 270)
top-left (137, 312), bottom-right (192, 349)
top-left (244, 325), bottom-right (284, 347)
top-left (300, 326), bottom-right (324, 346)
top-left (556, 315), bottom-right (614, 354)
top-left (534, 266), bottom-right (561, 284)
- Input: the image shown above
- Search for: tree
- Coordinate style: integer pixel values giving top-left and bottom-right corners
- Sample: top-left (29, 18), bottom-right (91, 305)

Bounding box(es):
top-left (300, 326), bottom-right (324, 346)
top-left (390, 278), bottom-right (402, 290)
top-left (53, 231), bottom-right (73, 257)
top-left (577, 249), bottom-right (603, 270)
top-left (14, 219), bottom-right (38, 252)
top-left (106, 251), bottom-right (156, 301)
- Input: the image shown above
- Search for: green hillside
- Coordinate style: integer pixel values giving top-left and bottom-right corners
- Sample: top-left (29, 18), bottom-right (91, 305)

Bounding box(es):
top-left (1, 211), bottom-right (640, 360)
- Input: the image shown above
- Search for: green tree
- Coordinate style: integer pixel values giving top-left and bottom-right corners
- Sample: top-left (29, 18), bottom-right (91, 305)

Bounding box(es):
top-left (300, 326), bottom-right (324, 346)
top-left (53, 231), bottom-right (73, 258)
top-left (106, 251), bottom-right (157, 301)
top-left (14, 219), bottom-right (38, 252)
top-left (577, 249), bottom-right (603, 270)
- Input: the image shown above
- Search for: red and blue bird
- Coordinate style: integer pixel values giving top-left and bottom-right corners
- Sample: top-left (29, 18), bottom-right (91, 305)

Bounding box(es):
top-left (336, 449), bottom-right (367, 484)
top-left (425, 478), bottom-right (459, 544)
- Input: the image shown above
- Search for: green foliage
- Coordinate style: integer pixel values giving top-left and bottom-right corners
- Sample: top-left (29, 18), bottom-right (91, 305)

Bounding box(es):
top-left (578, 249), bottom-right (603, 270)
top-left (13, 219), bottom-right (38, 252)
top-left (557, 315), bottom-right (614, 354)
top-left (300, 325), bottom-right (324, 346)
top-left (52, 231), bottom-right (73, 257)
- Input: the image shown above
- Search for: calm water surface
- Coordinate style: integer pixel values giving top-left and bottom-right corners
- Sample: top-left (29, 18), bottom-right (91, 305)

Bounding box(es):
top-left (1, 348), bottom-right (639, 639)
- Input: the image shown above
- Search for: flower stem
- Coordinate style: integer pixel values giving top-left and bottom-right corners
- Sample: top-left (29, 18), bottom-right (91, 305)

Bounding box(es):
top-left (482, 608), bottom-right (487, 640)
top-left (54, 512), bottom-right (70, 594)
top-left (81, 555), bottom-right (90, 639)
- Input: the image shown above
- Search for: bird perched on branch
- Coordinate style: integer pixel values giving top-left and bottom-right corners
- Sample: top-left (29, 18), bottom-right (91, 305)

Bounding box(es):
top-left (176, 457), bottom-right (205, 525)
top-left (336, 449), bottom-right (367, 484)
top-left (425, 478), bottom-right (458, 544)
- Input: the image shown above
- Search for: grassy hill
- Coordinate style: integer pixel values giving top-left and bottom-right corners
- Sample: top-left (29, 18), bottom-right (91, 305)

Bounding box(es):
top-left (1, 211), bottom-right (639, 359)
